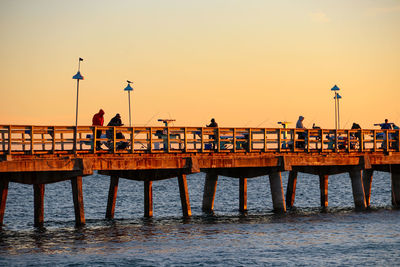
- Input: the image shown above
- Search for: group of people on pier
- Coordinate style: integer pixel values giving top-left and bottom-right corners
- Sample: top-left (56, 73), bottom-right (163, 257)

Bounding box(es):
top-left (91, 108), bottom-right (399, 151)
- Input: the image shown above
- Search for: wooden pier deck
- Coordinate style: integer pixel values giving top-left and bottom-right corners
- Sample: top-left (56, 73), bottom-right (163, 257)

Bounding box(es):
top-left (0, 125), bottom-right (399, 227)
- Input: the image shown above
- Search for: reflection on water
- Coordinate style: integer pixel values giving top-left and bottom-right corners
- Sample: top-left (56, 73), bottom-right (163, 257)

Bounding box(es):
top-left (1, 172), bottom-right (399, 265)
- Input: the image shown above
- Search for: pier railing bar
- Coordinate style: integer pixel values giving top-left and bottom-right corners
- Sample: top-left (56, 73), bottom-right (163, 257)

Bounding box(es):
top-left (0, 125), bottom-right (399, 155)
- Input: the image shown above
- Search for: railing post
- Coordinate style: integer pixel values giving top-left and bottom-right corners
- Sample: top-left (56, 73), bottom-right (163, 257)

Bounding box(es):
top-left (347, 130), bottom-right (350, 152)
top-left (93, 126), bottom-right (97, 153)
top-left (335, 129), bottom-right (338, 153)
top-left (385, 130), bottom-right (389, 151)
top-left (149, 127), bottom-right (153, 152)
top-left (278, 129), bottom-right (282, 153)
top-left (307, 129), bottom-right (310, 152)
top-left (130, 127), bottom-right (135, 153)
top-left (73, 127), bottom-right (77, 154)
top-left (360, 129), bottom-right (364, 152)
top-left (22, 131), bottom-right (26, 151)
top-left (184, 127), bottom-right (187, 152)
top-left (292, 129), bottom-right (296, 152)
top-left (1, 131), bottom-right (5, 152)
top-left (201, 127), bottom-right (204, 153)
top-left (30, 126), bottom-right (34, 154)
top-left (373, 130), bottom-right (377, 152)
top-left (51, 127), bottom-right (56, 154)
top-left (7, 126), bottom-right (11, 155)
top-left (248, 128), bottom-right (252, 153)
top-left (233, 128), bottom-right (237, 152)
top-left (113, 127), bottom-right (116, 154)
top-left (167, 127), bottom-right (170, 153)
top-left (320, 129), bottom-right (324, 152)
top-left (264, 128), bottom-right (267, 152)
top-left (217, 128), bottom-right (220, 152)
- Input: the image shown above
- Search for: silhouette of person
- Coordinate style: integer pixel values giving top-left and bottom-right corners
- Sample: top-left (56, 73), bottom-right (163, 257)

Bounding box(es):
top-left (92, 109), bottom-right (105, 150)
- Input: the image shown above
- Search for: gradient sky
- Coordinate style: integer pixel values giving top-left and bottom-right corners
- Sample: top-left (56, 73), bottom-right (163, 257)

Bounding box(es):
top-left (1, 0), bottom-right (399, 129)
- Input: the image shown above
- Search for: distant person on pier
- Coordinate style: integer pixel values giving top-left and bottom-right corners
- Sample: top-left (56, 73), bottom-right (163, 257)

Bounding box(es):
top-left (380, 119), bottom-right (392, 130)
top-left (296, 116), bottom-right (306, 148)
top-left (106, 114), bottom-right (128, 150)
top-left (92, 109), bottom-right (105, 150)
top-left (206, 118), bottom-right (218, 150)
top-left (350, 123), bottom-right (362, 149)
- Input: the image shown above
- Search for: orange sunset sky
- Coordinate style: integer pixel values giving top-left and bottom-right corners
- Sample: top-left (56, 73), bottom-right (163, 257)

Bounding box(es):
top-left (0, 0), bottom-right (399, 129)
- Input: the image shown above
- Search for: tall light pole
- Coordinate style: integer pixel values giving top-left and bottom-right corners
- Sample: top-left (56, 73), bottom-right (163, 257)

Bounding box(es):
top-left (124, 80), bottom-right (134, 127)
top-left (72, 58), bottom-right (84, 127)
top-left (331, 85), bottom-right (340, 130)
top-left (336, 93), bottom-right (342, 129)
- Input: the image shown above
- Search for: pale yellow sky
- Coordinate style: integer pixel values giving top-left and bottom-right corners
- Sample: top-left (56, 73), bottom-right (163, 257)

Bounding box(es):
top-left (0, 0), bottom-right (399, 129)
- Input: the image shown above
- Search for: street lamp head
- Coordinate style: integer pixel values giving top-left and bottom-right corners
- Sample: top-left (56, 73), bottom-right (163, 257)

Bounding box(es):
top-left (72, 71), bottom-right (84, 80)
top-left (331, 85), bottom-right (340, 91)
top-left (124, 83), bottom-right (133, 91)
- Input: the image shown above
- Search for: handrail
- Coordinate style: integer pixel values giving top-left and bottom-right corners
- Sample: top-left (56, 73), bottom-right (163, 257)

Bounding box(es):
top-left (0, 125), bottom-right (399, 155)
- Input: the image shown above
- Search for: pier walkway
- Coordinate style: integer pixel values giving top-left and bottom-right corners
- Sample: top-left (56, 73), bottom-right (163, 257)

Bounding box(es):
top-left (0, 125), bottom-right (399, 227)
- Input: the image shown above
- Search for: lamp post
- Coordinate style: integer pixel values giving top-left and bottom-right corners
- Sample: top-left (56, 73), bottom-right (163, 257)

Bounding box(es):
top-left (330, 85), bottom-right (340, 130)
top-left (336, 93), bottom-right (342, 129)
top-left (124, 80), bottom-right (134, 127)
top-left (72, 58), bottom-right (84, 127)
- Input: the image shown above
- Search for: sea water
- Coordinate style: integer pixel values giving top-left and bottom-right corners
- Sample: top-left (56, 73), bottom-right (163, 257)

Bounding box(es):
top-left (0, 171), bottom-right (399, 266)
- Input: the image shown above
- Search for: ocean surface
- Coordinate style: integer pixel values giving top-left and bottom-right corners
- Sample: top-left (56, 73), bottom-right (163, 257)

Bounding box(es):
top-left (0, 171), bottom-right (399, 266)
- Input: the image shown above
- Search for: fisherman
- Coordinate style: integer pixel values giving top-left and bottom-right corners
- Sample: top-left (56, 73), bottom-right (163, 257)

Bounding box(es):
top-left (206, 118), bottom-right (218, 150)
top-left (380, 119), bottom-right (392, 130)
top-left (106, 114), bottom-right (128, 149)
top-left (296, 116), bottom-right (306, 149)
top-left (92, 109), bottom-right (105, 150)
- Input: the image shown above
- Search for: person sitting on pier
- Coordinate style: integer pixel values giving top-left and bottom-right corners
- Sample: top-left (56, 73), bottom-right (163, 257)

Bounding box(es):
top-left (350, 122), bottom-right (362, 149)
top-left (92, 109), bottom-right (105, 150)
top-left (296, 116), bottom-right (306, 149)
top-left (106, 114), bottom-right (128, 150)
top-left (206, 118), bottom-right (218, 150)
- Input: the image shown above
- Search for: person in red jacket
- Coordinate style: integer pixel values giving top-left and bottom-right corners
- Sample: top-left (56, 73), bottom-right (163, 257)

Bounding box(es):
top-left (92, 109), bottom-right (105, 149)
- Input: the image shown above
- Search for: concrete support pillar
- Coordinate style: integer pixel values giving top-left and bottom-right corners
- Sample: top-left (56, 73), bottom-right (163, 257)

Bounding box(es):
top-left (106, 176), bottom-right (119, 219)
top-left (144, 180), bottom-right (153, 217)
top-left (319, 175), bottom-right (329, 208)
top-left (0, 180), bottom-right (8, 225)
top-left (269, 172), bottom-right (286, 213)
top-left (177, 174), bottom-right (191, 217)
top-left (33, 184), bottom-right (45, 227)
top-left (202, 172), bottom-right (218, 213)
top-left (239, 177), bottom-right (247, 212)
top-left (362, 169), bottom-right (374, 207)
top-left (286, 171), bottom-right (298, 208)
top-left (349, 171), bottom-right (367, 210)
top-left (71, 176), bottom-right (85, 226)
top-left (391, 172), bottom-right (400, 207)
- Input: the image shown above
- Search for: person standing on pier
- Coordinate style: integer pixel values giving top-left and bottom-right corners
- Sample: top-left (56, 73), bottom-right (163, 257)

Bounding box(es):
top-left (380, 119), bottom-right (392, 130)
top-left (296, 116), bottom-right (306, 148)
top-left (92, 109), bottom-right (105, 150)
top-left (207, 118), bottom-right (218, 150)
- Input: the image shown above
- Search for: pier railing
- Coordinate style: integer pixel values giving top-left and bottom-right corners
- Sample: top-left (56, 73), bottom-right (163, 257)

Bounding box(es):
top-left (0, 125), bottom-right (399, 155)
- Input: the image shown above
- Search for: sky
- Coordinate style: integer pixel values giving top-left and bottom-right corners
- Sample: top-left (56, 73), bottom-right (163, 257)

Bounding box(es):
top-left (0, 0), bottom-right (399, 129)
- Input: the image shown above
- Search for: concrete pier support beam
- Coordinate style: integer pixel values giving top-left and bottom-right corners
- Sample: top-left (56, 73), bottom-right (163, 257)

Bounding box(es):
top-left (391, 172), bottom-right (400, 207)
top-left (106, 176), bottom-right (119, 219)
top-left (144, 180), bottom-right (153, 217)
top-left (349, 171), bottom-right (367, 210)
top-left (362, 170), bottom-right (374, 207)
top-left (177, 174), bottom-right (191, 217)
top-left (239, 177), bottom-right (247, 212)
top-left (71, 176), bottom-right (85, 226)
top-left (319, 175), bottom-right (329, 208)
top-left (33, 184), bottom-right (45, 227)
top-left (286, 171), bottom-right (298, 208)
top-left (202, 172), bottom-right (218, 213)
top-left (0, 180), bottom-right (8, 225)
top-left (269, 172), bottom-right (286, 213)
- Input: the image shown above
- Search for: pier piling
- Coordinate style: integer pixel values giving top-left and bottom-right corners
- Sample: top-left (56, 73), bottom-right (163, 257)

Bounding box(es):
top-left (202, 172), bottom-right (218, 213)
top-left (106, 176), bottom-right (119, 219)
top-left (362, 170), bottom-right (374, 207)
top-left (177, 174), bottom-right (191, 217)
top-left (71, 176), bottom-right (85, 225)
top-left (33, 184), bottom-right (45, 227)
top-left (144, 180), bottom-right (153, 217)
top-left (319, 175), bottom-right (329, 208)
top-left (349, 170), bottom-right (367, 210)
top-left (0, 180), bottom-right (8, 225)
top-left (239, 177), bottom-right (247, 212)
top-left (286, 171), bottom-right (298, 208)
top-left (269, 172), bottom-right (286, 212)
top-left (391, 172), bottom-right (400, 207)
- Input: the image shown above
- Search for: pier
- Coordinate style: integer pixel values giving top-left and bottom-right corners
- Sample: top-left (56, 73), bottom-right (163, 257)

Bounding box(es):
top-left (0, 125), bottom-right (399, 227)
